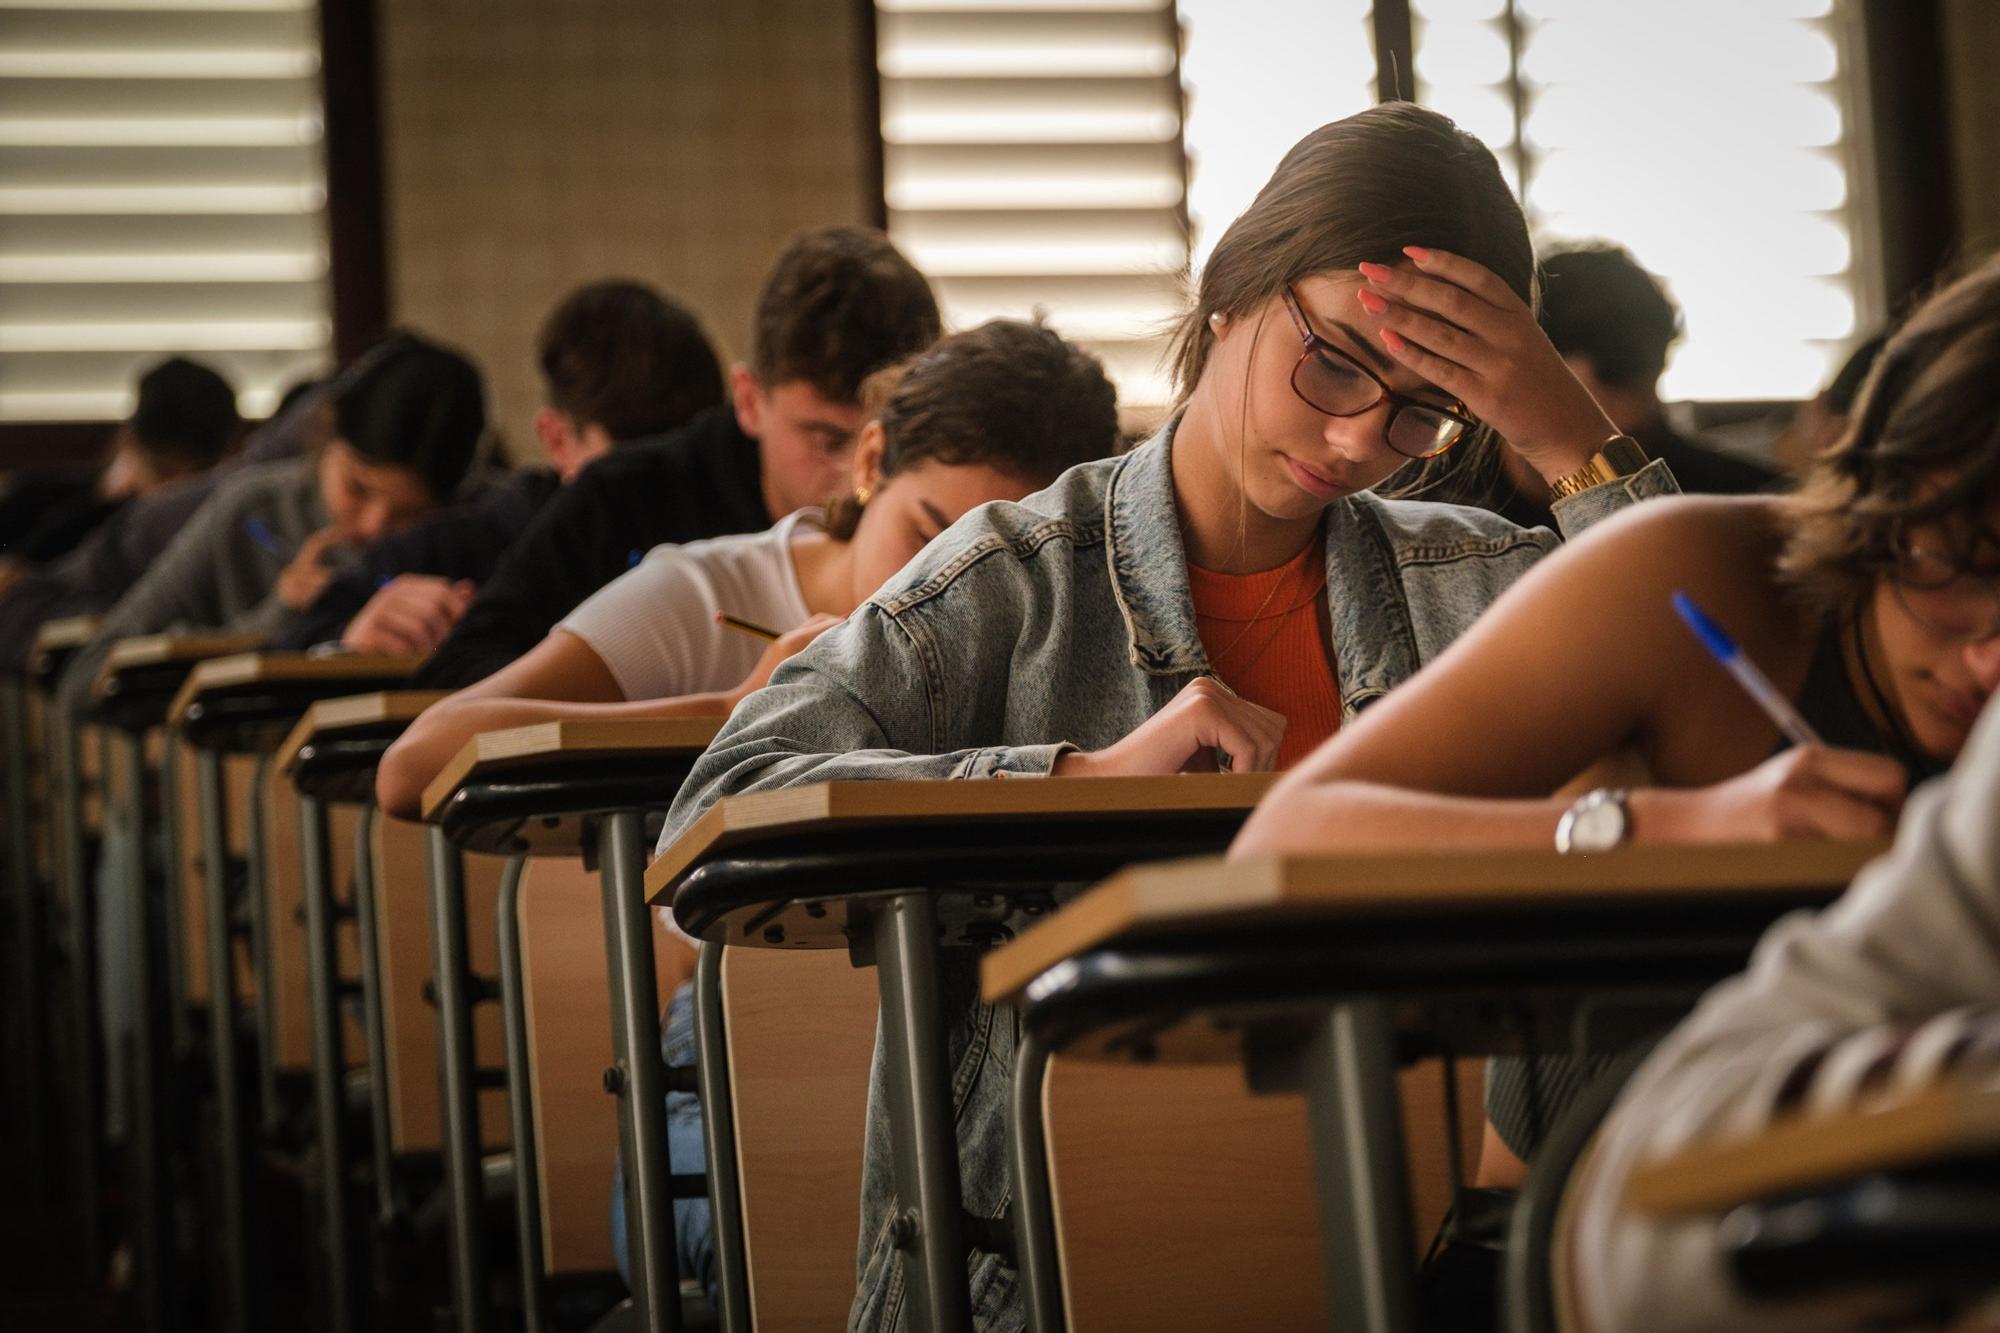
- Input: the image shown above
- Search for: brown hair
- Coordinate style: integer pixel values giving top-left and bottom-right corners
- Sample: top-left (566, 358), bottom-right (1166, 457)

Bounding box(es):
top-left (750, 226), bottom-right (943, 404)
top-left (1780, 254), bottom-right (2000, 613)
top-left (537, 280), bottom-right (724, 441)
top-left (824, 319), bottom-right (1119, 539)
top-left (1168, 102), bottom-right (1535, 495)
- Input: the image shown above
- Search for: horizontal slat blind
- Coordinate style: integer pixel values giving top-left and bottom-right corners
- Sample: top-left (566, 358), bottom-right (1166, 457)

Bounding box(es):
top-left (0, 0), bottom-right (332, 422)
top-left (1411, 0), bottom-right (1873, 401)
top-left (1177, 0), bottom-right (1377, 271)
top-left (875, 0), bottom-right (1188, 419)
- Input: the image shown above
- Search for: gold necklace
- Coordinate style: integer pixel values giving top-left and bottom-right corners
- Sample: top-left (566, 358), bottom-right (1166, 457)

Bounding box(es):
top-left (1206, 556), bottom-right (1326, 675)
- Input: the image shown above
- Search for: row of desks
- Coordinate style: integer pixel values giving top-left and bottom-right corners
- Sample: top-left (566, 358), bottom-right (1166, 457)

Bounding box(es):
top-left (12, 622), bottom-right (1904, 1333)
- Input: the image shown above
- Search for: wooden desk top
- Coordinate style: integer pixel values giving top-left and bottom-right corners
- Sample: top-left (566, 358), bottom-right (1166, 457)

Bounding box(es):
top-left (276, 690), bottom-right (450, 776)
top-left (1627, 1080), bottom-right (2000, 1215)
top-left (421, 718), bottom-right (723, 823)
top-left (92, 632), bottom-right (263, 701)
top-left (31, 615), bottom-right (98, 657)
top-left (27, 614), bottom-right (99, 684)
top-left (647, 772), bottom-right (1279, 904)
top-left (166, 651), bottom-right (422, 727)
top-left (981, 840), bottom-right (1885, 1004)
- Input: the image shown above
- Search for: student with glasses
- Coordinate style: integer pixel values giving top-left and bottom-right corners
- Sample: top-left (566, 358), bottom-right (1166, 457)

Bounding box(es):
top-left (657, 102), bottom-right (1678, 1329)
top-left (1236, 254), bottom-right (2000, 1193)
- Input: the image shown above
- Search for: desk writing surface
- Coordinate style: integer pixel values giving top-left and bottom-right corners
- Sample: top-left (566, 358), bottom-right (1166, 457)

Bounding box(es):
top-left (645, 772), bottom-right (1281, 904)
top-left (276, 690), bottom-right (449, 776)
top-left (29, 614), bottom-right (98, 665)
top-left (1627, 1081), bottom-right (2000, 1215)
top-left (420, 717), bottom-right (723, 823)
top-left (166, 651), bottom-right (422, 728)
top-left (91, 631), bottom-right (263, 700)
top-left (981, 840), bottom-right (1886, 1004)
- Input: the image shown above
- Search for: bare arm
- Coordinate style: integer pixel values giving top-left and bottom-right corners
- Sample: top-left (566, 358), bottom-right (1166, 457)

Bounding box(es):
top-left (1233, 498), bottom-right (1905, 858)
top-left (375, 615), bottom-right (844, 818)
top-left (378, 629), bottom-right (631, 816)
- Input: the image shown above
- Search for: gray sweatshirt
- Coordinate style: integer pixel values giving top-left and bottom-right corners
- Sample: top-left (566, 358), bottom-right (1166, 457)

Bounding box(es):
top-left (58, 456), bottom-right (330, 712)
top-left (1571, 695), bottom-right (2000, 1331)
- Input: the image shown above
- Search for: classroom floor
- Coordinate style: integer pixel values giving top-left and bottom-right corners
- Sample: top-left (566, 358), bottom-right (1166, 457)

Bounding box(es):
top-left (0, 1134), bottom-right (117, 1333)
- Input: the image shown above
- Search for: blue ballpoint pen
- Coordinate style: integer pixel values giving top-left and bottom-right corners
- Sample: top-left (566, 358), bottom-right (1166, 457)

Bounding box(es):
top-left (1672, 590), bottom-right (1824, 748)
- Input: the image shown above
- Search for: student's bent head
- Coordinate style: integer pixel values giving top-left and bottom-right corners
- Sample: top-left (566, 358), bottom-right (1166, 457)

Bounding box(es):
top-left (322, 330), bottom-right (487, 544)
top-left (1539, 242), bottom-right (1681, 430)
top-left (827, 318), bottom-right (1119, 601)
top-left (1782, 255), bottom-right (2000, 761)
top-left (1169, 102), bottom-right (1532, 523)
top-left (535, 280), bottom-right (725, 480)
top-left (110, 356), bottom-right (242, 495)
top-left (731, 226), bottom-right (943, 518)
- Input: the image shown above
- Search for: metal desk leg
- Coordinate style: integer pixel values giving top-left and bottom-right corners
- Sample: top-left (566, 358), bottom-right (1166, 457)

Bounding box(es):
top-left (196, 749), bottom-right (255, 1333)
top-left (1008, 1028), bottom-right (1063, 1333)
top-left (425, 826), bottom-right (490, 1333)
top-left (300, 792), bottom-right (355, 1333)
top-left (494, 856), bottom-right (546, 1333)
top-left (2, 681), bottom-right (48, 1204)
top-left (693, 941), bottom-right (749, 1332)
top-left (1300, 1000), bottom-right (1417, 1333)
top-left (873, 891), bottom-right (973, 1333)
top-left (595, 810), bottom-right (683, 1333)
top-left (349, 807), bottom-right (398, 1238)
top-left (120, 730), bottom-right (171, 1333)
top-left (247, 755), bottom-right (282, 1138)
top-left (156, 740), bottom-right (192, 1061)
top-left (54, 713), bottom-right (104, 1278)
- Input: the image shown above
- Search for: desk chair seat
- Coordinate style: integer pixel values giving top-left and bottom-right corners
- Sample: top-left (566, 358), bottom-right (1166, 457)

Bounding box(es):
top-left (1723, 1159), bottom-right (2000, 1313)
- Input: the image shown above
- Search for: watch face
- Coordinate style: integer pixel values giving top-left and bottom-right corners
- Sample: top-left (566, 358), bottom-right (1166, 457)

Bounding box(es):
top-left (1570, 794), bottom-right (1627, 854)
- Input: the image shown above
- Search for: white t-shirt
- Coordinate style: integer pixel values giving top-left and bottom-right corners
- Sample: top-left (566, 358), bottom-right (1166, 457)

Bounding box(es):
top-left (557, 507), bottom-right (821, 703)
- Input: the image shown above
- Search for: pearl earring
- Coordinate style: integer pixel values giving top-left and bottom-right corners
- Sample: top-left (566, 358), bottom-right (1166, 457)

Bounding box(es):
top-left (1208, 311), bottom-right (1227, 332)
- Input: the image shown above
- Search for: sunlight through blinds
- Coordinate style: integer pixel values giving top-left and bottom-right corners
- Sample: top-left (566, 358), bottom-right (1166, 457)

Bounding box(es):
top-left (0, 0), bottom-right (334, 422)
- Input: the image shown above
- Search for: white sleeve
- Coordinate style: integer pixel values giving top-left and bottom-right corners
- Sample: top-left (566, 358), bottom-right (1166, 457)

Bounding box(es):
top-left (557, 545), bottom-right (725, 703)
top-left (1570, 699), bottom-right (2000, 1332)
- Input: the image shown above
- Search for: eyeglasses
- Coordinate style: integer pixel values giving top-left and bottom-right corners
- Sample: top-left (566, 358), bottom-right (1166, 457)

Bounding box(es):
top-left (1888, 538), bottom-right (2000, 644)
top-left (1280, 286), bottom-right (1478, 460)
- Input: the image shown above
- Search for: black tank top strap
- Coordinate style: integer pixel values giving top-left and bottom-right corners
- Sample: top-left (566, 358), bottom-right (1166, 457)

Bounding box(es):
top-left (1791, 615), bottom-right (1948, 783)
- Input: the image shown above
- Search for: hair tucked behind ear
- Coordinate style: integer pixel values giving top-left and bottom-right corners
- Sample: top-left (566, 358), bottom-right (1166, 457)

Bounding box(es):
top-left (824, 319), bottom-right (1120, 541)
top-left (1166, 102), bottom-right (1535, 497)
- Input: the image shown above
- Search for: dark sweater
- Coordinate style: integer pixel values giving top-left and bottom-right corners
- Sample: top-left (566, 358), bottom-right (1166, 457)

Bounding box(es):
top-left (413, 405), bottom-right (770, 688)
top-left (272, 467), bottom-right (561, 650)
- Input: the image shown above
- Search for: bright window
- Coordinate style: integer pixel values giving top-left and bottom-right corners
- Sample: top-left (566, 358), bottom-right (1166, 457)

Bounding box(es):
top-left (1409, 0), bottom-right (1875, 401)
top-left (1177, 0), bottom-right (1377, 271)
top-left (874, 0), bottom-right (1189, 417)
top-left (0, 0), bottom-right (334, 422)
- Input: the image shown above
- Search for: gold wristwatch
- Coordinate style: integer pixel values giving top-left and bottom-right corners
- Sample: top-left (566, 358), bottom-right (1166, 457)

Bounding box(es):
top-left (1547, 432), bottom-right (1650, 501)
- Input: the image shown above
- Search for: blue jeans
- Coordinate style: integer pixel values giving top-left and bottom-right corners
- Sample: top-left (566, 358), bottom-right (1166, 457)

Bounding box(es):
top-left (609, 980), bottom-right (713, 1293)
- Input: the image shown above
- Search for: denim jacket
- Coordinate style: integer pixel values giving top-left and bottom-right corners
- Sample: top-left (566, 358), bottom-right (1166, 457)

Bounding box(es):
top-left (659, 419), bottom-right (1677, 1330)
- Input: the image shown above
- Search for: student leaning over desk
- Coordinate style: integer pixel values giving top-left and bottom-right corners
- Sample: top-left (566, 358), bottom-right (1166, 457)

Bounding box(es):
top-left (658, 102), bottom-right (1680, 1331)
top-left (377, 315), bottom-right (1124, 1297)
top-left (1235, 255), bottom-right (2000, 1189)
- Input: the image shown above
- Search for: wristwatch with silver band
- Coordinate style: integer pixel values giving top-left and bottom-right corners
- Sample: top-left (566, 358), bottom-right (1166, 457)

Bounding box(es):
top-left (1555, 787), bottom-right (1631, 855)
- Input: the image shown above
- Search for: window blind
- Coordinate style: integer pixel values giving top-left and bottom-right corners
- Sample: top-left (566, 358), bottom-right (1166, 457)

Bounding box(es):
top-left (0, 0), bottom-right (333, 423)
top-left (1177, 0), bottom-right (1376, 271)
top-left (875, 0), bottom-right (1189, 420)
top-left (1409, 0), bottom-right (1875, 401)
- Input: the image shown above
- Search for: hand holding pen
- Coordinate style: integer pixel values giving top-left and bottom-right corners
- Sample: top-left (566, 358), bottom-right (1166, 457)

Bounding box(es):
top-left (717, 609), bottom-right (847, 703)
top-left (1660, 591), bottom-right (1907, 842)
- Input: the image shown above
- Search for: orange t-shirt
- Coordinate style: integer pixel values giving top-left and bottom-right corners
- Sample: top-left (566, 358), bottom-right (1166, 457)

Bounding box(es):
top-left (1187, 541), bottom-right (1341, 771)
